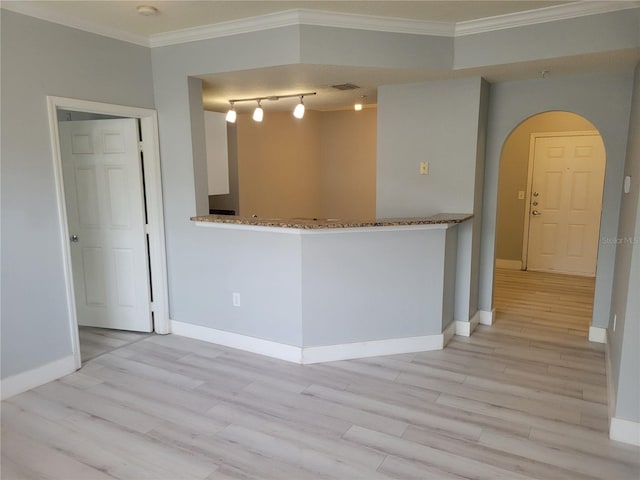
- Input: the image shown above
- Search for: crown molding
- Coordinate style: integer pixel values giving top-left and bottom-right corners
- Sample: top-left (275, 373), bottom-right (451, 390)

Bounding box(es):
top-left (1, 1), bottom-right (149, 47)
top-left (297, 9), bottom-right (454, 36)
top-left (149, 9), bottom-right (454, 48)
top-left (2, 1), bottom-right (638, 48)
top-left (455, 1), bottom-right (640, 36)
top-left (149, 9), bottom-right (300, 48)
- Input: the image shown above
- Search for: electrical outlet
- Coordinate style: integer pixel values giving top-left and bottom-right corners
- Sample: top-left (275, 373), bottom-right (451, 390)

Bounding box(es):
top-left (232, 292), bottom-right (241, 307)
top-left (518, 190), bottom-right (525, 200)
top-left (419, 162), bottom-right (429, 175)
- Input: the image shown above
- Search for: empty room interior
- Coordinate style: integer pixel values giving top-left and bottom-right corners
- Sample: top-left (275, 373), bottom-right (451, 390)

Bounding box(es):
top-left (1, 1), bottom-right (640, 478)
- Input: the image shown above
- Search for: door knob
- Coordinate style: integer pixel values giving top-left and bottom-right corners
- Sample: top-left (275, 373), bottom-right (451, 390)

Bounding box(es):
top-left (531, 210), bottom-right (542, 216)
top-left (70, 234), bottom-right (79, 242)
top-left (533, 192), bottom-right (539, 197)
top-left (532, 201), bottom-right (539, 206)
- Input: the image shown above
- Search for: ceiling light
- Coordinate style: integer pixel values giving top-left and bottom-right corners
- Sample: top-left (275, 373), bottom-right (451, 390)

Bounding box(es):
top-left (252, 100), bottom-right (263, 122)
top-left (354, 95), bottom-right (367, 111)
top-left (225, 102), bottom-right (236, 123)
top-left (227, 92), bottom-right (316, 122)
top-left (136, 5), bottom-right (159, 16)
top-left (293, 96), bottom-right (305, 119)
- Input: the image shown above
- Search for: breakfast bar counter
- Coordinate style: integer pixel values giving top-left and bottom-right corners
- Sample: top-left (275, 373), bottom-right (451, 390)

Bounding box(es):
top-left (178, 213), bottom-right (472, 364)
top-left (191, 213), bottom-right (472, 230)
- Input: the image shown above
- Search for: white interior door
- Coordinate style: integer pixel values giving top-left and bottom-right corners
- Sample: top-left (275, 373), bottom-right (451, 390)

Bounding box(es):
top-left (527, 134), bottom-right (605, 276)
top-left (59, 119), bottom-right (152, 332)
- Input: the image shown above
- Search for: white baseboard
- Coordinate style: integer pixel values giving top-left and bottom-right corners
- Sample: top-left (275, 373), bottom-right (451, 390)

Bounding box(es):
top-left (602, 329), bottom-right (639, 446)
top-left (495, 259), bottom-right (522, 270)
top-left (589, 326), bottom-right (607, 343)
top-left (443, 321), bottom-right (456, 347)
top-left (302, 332), bottom-right (447, 364)
top-left (610, 417), bottom-right (640, 446)
top-left (455, 311), bottom-right (480, 337)
top-left (171, 320), bottom-right (447, 364)
top-left (605, 339), bottom-right (616, 424)
top-left (170, 320), bottom-right (301, 363)
top-left (479, 309), bottom-right (495, 326)
top-left (1, 355), bottom-right (77, 400)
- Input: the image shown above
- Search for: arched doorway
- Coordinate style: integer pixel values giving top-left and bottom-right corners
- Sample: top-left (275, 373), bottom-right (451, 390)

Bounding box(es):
top-left (493, 111), bottom-right (606, 336)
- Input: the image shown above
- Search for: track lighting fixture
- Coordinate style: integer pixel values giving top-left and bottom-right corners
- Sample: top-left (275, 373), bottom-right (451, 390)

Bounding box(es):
top-left (293, 96), bottom-right (305, 119)
top-left (226, 92), bottom-right (316, 122)
top-left (252, 100), bottom-right (264, 122)
top-left (225, 102), bottom-right (237, 123)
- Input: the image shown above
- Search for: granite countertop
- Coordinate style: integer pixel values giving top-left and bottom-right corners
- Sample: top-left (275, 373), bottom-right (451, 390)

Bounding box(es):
top-left (190, 213), bottom-right (473, 229)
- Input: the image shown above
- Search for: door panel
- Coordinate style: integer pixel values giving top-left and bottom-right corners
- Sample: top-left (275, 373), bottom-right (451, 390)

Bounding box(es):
top-left (543, 171), bottom-right (563, 209)
top-left (570, 171), bottom-right (590, 210)
top-left (106, 167), bottom-right (131, 227)
top-left (527, 134), bottom-right (605, 276)
top-left (567, 224), bottom-right (585, 257)
top-left (59, 119), bottom-right (152, 332)
top-left (113, 248), bottom-right (136, 307)
top-left (81, 247), bottom-right (107, 306)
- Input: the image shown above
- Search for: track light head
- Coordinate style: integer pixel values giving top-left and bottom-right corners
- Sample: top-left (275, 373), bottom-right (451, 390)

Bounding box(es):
top-left (293, 96), bottom-right (305, 119)
top-left (228, 92), bottom-right (315, 122)
top-left (225, 102), bottom-right (237, 123)
top-left (252, 100), bottom-right (263, 122)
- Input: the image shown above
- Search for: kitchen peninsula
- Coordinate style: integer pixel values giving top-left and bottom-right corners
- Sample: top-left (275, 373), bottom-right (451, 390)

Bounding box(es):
top-left (174, 213), bottom-right (472, 364)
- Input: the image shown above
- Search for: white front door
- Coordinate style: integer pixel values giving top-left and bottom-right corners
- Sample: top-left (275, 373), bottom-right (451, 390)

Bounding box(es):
top-left (59, 119), bottom-right (152, 332)
top-left (527, 134), bottom-right (605, 276)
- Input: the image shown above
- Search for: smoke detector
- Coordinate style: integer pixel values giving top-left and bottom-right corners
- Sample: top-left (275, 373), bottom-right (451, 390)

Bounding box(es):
top-left (137, 5), bottom-right (159, 16)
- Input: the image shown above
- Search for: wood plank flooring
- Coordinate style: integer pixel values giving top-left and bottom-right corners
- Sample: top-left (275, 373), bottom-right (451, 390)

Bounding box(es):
top-left (2, 270), bottom-right (638, 479)
top-left (79, 326), bottom-right (151, 363)
top-left (494, 268), bottom-right (595, 336)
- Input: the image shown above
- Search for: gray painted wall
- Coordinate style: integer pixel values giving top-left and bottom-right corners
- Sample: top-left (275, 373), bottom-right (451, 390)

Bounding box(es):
top-left (376, 77), bottom-right (484, 217)
top-left (184, 225), bottom-right (457, 348)
top-left (479, 71), bottom-right (634, 328)
top-left (0, 11), bottom-right (154, 379)
top-left (301, 227), bottom-right (456, 345)
top-left (609, 63), bottom-right (640, 423)
top-left (175, 227), bottom-right (304, 346)
top-left (454, 9), bottom-right (640, 69)
top-left (300, 25), bottom-right (453, 69)
top-left (376, 77), bottom-right (487, 322)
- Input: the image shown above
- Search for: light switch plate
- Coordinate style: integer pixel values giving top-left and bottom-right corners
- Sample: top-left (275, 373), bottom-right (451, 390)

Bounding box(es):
top-left (419, 162), bottom-right (429, 175)
top-left (624, 175), bottom-right (631, 194)
top-left (518, 191), bottom-right (525, 200)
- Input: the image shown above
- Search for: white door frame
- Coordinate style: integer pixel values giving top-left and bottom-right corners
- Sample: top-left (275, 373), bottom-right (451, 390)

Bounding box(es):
top-left (521, 130), bottom-right (600, 270)
top-left (47, 96), bottom-right (169, 369)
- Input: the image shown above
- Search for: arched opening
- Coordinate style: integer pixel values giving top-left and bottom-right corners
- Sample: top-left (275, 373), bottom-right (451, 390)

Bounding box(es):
top-left (493, 111), bottom-right (605, 337)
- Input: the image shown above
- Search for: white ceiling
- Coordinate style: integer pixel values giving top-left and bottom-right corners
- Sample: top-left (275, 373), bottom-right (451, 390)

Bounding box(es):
top-left (4, 1), bottom-right (639, 112)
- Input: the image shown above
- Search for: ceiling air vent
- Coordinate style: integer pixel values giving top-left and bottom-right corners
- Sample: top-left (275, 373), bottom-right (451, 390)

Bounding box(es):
top-left (331, 83), bottom-right (360, 91)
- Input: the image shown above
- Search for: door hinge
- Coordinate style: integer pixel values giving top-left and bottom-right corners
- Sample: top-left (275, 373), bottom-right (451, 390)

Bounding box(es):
top-left (144, 223), bottom-right (151, 234)
top-left (149, 301), bottom-right (155, 312)
top-left (138, 141), bottom-right (144, 152)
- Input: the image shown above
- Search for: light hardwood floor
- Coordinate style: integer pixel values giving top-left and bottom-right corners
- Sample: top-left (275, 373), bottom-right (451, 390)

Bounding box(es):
top-left (494, 268), bottom-right (596, 337)
top-left (2, 271), bottom-right (638, 479)
top-left (79, 326), bottom-right (151, 363)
